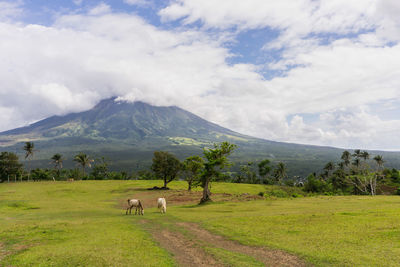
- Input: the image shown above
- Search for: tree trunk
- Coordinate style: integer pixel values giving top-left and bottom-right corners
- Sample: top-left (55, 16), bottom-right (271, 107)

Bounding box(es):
top-left (188, 181), bottom-right (192, 191)
top-left (163, 177), bottom-right (167, 188)
top-left (200, 179), bottom-right (211, 203)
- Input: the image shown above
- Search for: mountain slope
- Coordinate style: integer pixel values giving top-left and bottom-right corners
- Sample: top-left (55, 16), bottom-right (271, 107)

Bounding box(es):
top-left (1, 97), bottom-right (400, 177)
top-left (1, 97), bottom-right (238, 143)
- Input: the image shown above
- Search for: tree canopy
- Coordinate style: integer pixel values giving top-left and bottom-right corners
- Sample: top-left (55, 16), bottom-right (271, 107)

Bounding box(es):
top-left (151, 151), bottom-right (182, 188)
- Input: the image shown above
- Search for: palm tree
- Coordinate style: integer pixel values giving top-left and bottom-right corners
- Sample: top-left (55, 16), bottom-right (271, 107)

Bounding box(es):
top-left (360, 151), bottom-right (370, 161)
top-left (341, 151), bottom-right (351, 167)
top-left (73, 153), bottom-right (93, 178)
top-left (352, 158), bottom-right (361, 173)
top-left (273, 162), bottom-right (287, 185)
top-left (51, 153), bottom-right (64, 179)
top-left (23, 142), bottom-right (35, 181)
top-left (373, 155), bottom-right (384, 171)
top-left (353, 149), bottom-right (362, 158)
top-left (337, 162), bottom-right (345, 171)
top-left (323, 161), bottom-right (335, 179)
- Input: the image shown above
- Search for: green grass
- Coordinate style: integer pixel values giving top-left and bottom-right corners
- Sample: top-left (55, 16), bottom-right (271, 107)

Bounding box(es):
top-left (205, 247), bottom-right (264, 267)
top-left (169, 195), bottom-right (400, 266)
top-left (0, 181), bottom-right (175, 266)
top-left (2, 180), bottom-right (400, 266)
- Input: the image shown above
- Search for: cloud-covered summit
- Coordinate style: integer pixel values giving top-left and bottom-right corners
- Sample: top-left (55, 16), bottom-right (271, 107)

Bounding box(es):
top-left (0, 0), bottom-right (399, 150)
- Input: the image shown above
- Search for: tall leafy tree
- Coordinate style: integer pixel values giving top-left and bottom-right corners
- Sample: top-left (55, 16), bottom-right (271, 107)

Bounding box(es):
top-left (151, 151), bottom-right (182, 188)
top-left (238, 162), bottom-right (258, 184)
top-left (360, 151), bottom-right (370, 161)
top-left (51, 153), bottom-right (63, 179)
top-left (0, 152), bottom-right (23, 182)
top-left (352, 158), bottom-right (361, 172)
top-left (373, 155), bottom-right (384, 171)
top-left (273, 162), bottom-right (287, 184)
top-left (200, 142), bottom-right (236, 203)
top-left (353, 149), bottom-right (362, 158)
top-left (23, 142), bottom-right (35, 181)
top-left (182, 156), bottom-right (204, 191)
top-left (341, 150), bottom-right (351, 168)
top-left (90, 157), bottom-right (109, 180)
top-left (323, 161), bottom-right (335, 179)
top-left (73, 153), bottom-right (93, 178)
top-left (258, 159), bottom-right (271, 183)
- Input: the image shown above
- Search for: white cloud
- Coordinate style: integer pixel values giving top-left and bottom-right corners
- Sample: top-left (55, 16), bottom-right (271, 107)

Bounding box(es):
top-left (73, 0), bottom-right (83, 6)
top-left (0, 1), bottom-right (23, 21)
top-left (88, 2), bottom-right (111, 16)
top-left (123, 0), bottom-right (150, 7)
top-left (0, 1), bottom-right (400, 150)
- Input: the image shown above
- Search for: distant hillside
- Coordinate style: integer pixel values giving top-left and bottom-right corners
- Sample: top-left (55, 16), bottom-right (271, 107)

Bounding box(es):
top-left (1, 97), bottom-right (400, 177)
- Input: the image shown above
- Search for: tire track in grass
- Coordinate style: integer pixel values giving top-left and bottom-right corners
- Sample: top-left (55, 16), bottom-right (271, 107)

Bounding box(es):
top-left (177, 222), bottom-right (309, 267)
top-left (153, 228), bottom-right (224, 267)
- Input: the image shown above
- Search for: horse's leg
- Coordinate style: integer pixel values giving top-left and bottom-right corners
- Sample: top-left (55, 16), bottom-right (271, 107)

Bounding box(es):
top-left (126, 206), bottom-right (129, 215)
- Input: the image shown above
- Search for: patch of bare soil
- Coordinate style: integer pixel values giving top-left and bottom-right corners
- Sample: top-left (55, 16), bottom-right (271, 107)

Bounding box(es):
top-left (0, 242), bottom-right (12, 263)
top-left (0, 242), bottom-right (7, 261)
top-left (0, 242), bottom-right (33, 263)
top-left (177, 222), bottom-right (309, 267)
top-left (118, 188), bottom-right (263, 211)
top-left (152, 228), bottom-right (224, 267)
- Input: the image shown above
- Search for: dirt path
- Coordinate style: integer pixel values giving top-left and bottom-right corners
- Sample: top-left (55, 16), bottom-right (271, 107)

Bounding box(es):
top-left (177, 222), bottom-right (308, 267)
top-left (138, 218), bottom-right (308, 267)
top-left (150, 227), bottom-right (224, 267)
top-left (124, 189), bottom-right (309, 266)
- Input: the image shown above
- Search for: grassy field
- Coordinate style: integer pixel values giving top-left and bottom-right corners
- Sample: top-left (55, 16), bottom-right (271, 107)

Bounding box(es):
top-left (1, 180), bottom-right (400, 266)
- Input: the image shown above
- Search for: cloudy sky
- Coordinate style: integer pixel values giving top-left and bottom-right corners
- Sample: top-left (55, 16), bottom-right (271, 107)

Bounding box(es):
top-left (0, 0), bottom-right (399, 150)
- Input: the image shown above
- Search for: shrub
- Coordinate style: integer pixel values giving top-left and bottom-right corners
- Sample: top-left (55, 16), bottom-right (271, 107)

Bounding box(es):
top-left (396, 187), bottom-right (400, 196)
top-left (269, 189), bottom-right (289, 198)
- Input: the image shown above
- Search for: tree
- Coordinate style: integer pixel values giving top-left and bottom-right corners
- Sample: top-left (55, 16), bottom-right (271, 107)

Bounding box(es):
top-left (341, 150), bottom-right (351, 169)
top-left (353, 149), bottom-right (362, 158)
top-left (373, 155), bottom-right (384, 171)
top-left (182, 156), bottom-right (204, 191)
top-left (360, 151), bottom-right (370, 161)
top-left (0, 152), bottom-right (23, 182)
top-left (200, 142), bottom-right (236, 203)
top-left (258, 159), bottom-right (271, 184)
top-left (237, 162), bottom-right (258, 184)
top-left (323, 161), bottom-right (335, 180)
top-left (51, 153), bottom-right (64, 179)
top-left (151, 151), bottom-right (182, 188)
top-left (73, 153), bottom-right (93, 178)
top-left (23, 142), bottom-right (35, 181)
top-left (352, 158), bottom-right (361, 173)
top-left (273, 162), bottom-right (287, 184)
top-left (90, 157), bottom-right (109, 180)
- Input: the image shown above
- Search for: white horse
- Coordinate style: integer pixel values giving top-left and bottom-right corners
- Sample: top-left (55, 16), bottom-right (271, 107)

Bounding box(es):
top-left (157, 198), bottom-right (167, 214)
top-left (126, 199), bottom-right (144, 215)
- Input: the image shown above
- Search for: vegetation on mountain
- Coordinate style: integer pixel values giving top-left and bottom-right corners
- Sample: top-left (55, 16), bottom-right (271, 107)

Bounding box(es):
top-left (2, 97), bottom-right (400, 179)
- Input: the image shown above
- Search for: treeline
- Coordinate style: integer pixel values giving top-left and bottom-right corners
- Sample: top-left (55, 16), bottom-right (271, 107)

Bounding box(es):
top-left (303, 150), bottom-right (400, 195)
top-left (1, 142), bottom-right (400, 196)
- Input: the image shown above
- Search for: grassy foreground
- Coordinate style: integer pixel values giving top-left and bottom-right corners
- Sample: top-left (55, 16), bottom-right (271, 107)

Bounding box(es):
top-left (1, 180), bottom-right (400, 266)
